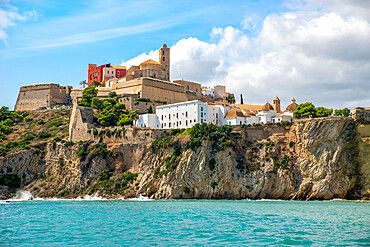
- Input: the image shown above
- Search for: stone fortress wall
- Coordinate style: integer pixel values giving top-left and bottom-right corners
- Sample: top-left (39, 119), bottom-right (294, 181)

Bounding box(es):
top-left (14, 83), bottom-right (72, 111)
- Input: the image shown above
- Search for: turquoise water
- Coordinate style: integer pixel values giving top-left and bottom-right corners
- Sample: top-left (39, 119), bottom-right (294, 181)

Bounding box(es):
top-left (1, 200), bottom-right (369, 246)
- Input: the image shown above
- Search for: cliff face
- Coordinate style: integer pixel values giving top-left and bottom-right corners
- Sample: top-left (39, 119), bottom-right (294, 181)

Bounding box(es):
top-left (135, 119), bottom-right (361, 200)
top-left (0, 118), bottom-right (368, 200)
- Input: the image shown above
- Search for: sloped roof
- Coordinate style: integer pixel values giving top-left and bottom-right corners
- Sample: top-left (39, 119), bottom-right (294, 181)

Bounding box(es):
top-left (225, 109), bottom-right (245, 119)
top-left (273, 96), bottom-right (280, 101)
top-left (140, 59), bottom-right (161, 66)
top-left (285, 102), bottom-right (298, 112)
top-left (262, 102), bottom-right (274, 111)
top-left (243, 111), bottom-right (256, 117)
top-left (233, 104), bottom-right (264, 112)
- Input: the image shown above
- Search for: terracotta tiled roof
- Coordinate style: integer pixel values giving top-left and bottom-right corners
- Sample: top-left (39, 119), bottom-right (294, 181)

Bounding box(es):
top-left (243, 111), bottom-right (256, 117)
top-left (262, 102), bottom-right (274, 111)
top-left (273, 96), bottom-right (280, 101)
top-left (285, 102), bottom-right (298, 112)
top-left (225, 109), bottom-right (245, 119)
top-left (140, 59), bottom-right (161, 66)
top-left (232, 104), bottom-right (264, 111)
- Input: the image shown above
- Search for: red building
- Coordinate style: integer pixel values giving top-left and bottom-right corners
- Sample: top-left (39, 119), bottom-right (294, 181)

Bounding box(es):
top-left (87, 63), bottom-right (126, 87)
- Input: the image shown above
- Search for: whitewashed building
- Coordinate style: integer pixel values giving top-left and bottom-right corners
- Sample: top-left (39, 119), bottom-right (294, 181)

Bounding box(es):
top-left (133, 114), bottom-right (161, 129)
top-left (155, 100), bottom-right (230, 129)
top-left (256, 102), bottom-right (279, 124)
top-left (271, 115), bottom-right (294, 123)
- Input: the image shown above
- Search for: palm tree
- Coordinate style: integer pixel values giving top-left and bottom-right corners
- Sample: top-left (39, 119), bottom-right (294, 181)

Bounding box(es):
top-left (79, 80), bottom-right (87, 88)
top-left (92, 80), bottom-right (101, 87)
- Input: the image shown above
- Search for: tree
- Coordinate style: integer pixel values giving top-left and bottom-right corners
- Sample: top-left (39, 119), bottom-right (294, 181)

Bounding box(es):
top-left (147, 105), bottom-right (153, 114)
top-left (226, 95), bottom-right (235, 104)
top-left (92, 80), bottom-right (101, 87)
top-left (78, 86), bottom-right (98, 107)
top-left (316, 107), bottom-right (333, 118)
top-left (240, 94), bottom-right (244, 104)
top-left (79, 80), bottom-right (87, 88)
top-left (118, 110), bottom-right (139, 126)
top-left (108, 91), bottom-right (117, 98)
top-left (294, 102), bottom-right (317, 119)
top-left (334, 108), bottom-right (350, 117)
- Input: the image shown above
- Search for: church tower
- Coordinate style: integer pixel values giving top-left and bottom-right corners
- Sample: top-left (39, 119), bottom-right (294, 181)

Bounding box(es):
top-left (273, 96), bottom-right (281, 113)
top-left (159, 44), bottom-right (170, 81)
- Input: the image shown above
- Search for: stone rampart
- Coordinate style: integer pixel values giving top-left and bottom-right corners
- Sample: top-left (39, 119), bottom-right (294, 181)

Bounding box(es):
top-left (14, 83), bottom-right (72, 111)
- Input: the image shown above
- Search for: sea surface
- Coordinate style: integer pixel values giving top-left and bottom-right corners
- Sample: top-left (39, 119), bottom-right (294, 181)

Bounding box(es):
top-left (0, 199), bottom-right (369, 246)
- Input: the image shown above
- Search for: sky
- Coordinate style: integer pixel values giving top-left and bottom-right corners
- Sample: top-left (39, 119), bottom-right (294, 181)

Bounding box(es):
top-left (0, 0), bottom-right (369, 110)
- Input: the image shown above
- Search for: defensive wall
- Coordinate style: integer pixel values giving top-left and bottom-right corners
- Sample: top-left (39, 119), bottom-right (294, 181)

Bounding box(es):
top-left (69, 106), bottom-right (289, 144)
top-left (14, 83), bottom-right (72, 111)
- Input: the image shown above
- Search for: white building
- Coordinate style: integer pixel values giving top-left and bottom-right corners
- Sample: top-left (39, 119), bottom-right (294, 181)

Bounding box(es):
top-left (202, 87), bottom-right (214, 96)
top-left (271, 115), bottom-right (294, 123)
top-left (256, 102), bottom-right (279, 124)
top-left (282, 98), bottom-right (298, 117)
top-left (155, 100), bottom-right (230, 129)
top-left (133, 114), bottom-right (161, 129)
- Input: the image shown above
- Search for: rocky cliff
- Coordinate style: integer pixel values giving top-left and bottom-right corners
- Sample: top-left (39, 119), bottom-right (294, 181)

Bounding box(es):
top-left (1, 118), bottom-right (369, 200)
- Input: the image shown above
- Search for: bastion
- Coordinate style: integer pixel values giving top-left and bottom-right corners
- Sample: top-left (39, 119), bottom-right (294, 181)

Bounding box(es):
top-left (14, 83), bottom-right (72, 111)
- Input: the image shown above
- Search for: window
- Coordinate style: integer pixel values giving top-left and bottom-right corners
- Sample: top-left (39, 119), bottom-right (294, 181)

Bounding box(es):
top-left (169, 123), bottom-right (171, 127)
top-left (186, 112), bottom-right (188, 117)
top-left (201, 119), bottom-right (203, 123)
top-left (186, 120), bottom-right (188, 126)
top-left (201, 107), bottom-right (203, 111)
top-left (161, 115), bottom-right (163, 120)
top-left (201, 112), bottom-right (203, 117)
top-left (163, 57), bottom-right (165, 61)
top-left (190, 120), bottom-right (192, 123)
top-left (118, 71), bottom-right (120, 75)
top-left (162, 51), bottom-right (165, 55)
top-left (169, 114), bottom-right (171, 120)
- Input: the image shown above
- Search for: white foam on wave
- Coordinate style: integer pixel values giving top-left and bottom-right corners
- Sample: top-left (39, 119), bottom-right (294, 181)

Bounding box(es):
top-left (128, 194), bottom-right (153, 201)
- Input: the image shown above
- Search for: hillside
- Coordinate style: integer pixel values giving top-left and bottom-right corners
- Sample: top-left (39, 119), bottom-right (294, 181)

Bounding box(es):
top-left (0, 109), bottom-right (71, 157)
top-left (1, 115), bottom-right (369, 200)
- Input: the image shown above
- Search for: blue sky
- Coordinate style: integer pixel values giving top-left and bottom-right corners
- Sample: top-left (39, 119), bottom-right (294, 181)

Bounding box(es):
top-left (1, 0), bottom-right (369, 109)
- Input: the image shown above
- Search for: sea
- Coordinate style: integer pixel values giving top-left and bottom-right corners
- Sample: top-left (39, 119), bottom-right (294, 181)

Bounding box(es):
top-left (0, 194), bottom-right (369, 246)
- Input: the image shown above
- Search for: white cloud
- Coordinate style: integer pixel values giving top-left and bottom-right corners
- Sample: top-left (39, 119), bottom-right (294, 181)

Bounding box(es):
top-left (121, 1), bottom-right (370, 109)
top-left (0, 5), bottom-right (38, 44)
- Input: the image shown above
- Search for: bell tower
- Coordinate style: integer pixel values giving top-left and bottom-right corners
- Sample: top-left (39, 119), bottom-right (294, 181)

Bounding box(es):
top-left (159, 44), bottom-right (170, 81)
top-left (273, 96), bottom-right (281, 113)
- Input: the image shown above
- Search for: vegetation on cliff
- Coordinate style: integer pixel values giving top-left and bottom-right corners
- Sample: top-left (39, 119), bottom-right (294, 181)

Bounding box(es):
top-left (77, 86), bottom-right (139, 126)
top-left (0, 107), bottom-right (70, 157)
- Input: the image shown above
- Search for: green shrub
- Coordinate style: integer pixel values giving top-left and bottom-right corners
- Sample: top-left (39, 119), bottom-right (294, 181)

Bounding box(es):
top-left (211, 182), bottom-right (218, 189)
top-left (289, 141), bottom-right (294, 148)
top-left (108, 91), bottom-right (118, 98)
top-left (90, 143), bottom-right (110, 158)
top-left (209, 158), bottom-right (216, 170)
top-left (46, 120), bottom-right (64, 128)
top-left (24, 116), bottom-right (33, 122)
top-left (98, 169), bottom-right (113, 181)
top-left (93, 129), bottom-right (98, 136)
top-left (38, 130), bottom-right (51, 139)
top-left (0, 173), bottom-right (21, 188)
top-left (37, 119), bottom-right (45, 125)
top-left (183, 187), bottom-right (190, 193)
top-left (280, 155), bottom-right (290, 169)
top-left (135, 98), bottom-right (151, 102)
top-left (23, 132), bottom-right (36, 141)
top-left (77, 145), bottom-right (87, 159)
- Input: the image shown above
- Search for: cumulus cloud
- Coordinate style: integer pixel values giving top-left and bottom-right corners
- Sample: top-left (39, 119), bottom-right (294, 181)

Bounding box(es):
top-left (0, 5), bottom-right (38, 44)
top-left (122, 0), bottom-right (370, 109)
